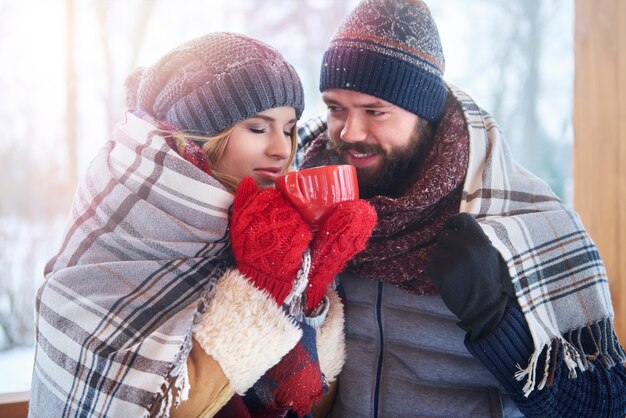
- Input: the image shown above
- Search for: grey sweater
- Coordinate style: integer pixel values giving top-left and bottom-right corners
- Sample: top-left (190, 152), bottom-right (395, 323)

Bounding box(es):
top-left (330, 272), bottom-right (523, 418)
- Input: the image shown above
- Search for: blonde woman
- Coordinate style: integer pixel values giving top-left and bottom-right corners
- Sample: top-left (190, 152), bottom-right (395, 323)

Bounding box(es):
top-left (30, 33), bottom-right (376, 418)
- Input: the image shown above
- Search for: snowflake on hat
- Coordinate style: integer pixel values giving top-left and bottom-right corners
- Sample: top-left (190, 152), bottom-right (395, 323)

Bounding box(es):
top-left (364, 0), bottom-right (424, 44)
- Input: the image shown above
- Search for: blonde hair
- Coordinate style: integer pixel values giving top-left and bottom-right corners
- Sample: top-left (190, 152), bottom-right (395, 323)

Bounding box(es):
top-left (183, 123), bottom-right (299, 193)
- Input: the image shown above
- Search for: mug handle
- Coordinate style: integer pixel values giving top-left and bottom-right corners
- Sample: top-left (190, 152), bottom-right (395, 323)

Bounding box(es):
top-left (277, 172), bottom-right (309, 208)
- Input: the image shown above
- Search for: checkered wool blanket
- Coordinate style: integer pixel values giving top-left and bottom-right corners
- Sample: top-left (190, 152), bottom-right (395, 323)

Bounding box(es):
top-left (450, 86), bottom-right (625, 394)
top-left (298, 84), bottom-right (626, 396)
top-left (29, 113), bottom-right (233, 417)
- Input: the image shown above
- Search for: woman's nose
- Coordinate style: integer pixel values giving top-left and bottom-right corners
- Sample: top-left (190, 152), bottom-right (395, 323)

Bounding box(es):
top-left (267, 130), bottom-right (291, 160)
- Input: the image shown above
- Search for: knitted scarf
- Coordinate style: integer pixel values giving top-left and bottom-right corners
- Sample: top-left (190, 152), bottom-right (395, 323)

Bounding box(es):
top-left (29, 112), bottom-right (233, 418)
top-left (300, 84), bottom-right (626, 395)
top-left (301, 94), bottom-right (469, 295)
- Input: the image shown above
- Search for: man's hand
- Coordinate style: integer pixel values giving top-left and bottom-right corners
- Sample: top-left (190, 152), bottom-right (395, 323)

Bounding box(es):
top-left (426, 213), bottom-right (515, 341)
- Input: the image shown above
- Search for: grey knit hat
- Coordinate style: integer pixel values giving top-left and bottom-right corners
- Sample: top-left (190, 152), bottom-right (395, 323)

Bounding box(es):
top-left (125, 32), bottom-right (304, 136)
top-left (320, 0), bottom-right (447, 123)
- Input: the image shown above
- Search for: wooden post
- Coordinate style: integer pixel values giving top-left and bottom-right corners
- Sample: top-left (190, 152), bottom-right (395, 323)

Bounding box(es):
top-left (0, 392), bottom-right (29, 418)
top-left (574, 0), bottom-right (626, 342)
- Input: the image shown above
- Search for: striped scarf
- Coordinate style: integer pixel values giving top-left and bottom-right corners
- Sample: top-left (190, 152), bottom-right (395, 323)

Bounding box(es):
top-left (299, 84), bottom-right (625, 395)
top-left (29, 113), bottom-right (233, 417)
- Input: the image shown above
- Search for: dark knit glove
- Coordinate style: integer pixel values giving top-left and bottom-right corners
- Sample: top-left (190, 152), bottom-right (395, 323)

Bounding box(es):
top-left (426, 213), bottom-right (515, 341)
top-left (230, 177), bottom-right (313, 305)
top-left (306, 200), bottom-right (377, 311)
top-left (244, 321), bottom-right (325, 418)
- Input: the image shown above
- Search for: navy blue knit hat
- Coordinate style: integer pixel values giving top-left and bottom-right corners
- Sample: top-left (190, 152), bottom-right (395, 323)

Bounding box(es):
top-left (320, 0), bottom-right (447, 124)
top-left (126, 32), bottom-right (304, 136)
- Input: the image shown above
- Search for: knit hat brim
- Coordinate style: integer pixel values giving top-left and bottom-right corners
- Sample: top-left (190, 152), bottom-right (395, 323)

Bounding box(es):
top-left (319, 0), bottom-right (448, 124)
top-left (127, 33), bottom-right (304, 137)
top-left (320, 47), bottom-right (448, 124)
top-left (168, 60), bottom-right (303, 136)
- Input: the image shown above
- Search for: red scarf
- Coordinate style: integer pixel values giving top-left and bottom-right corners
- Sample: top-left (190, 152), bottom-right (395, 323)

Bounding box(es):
top-left (301, 97), bottom-right (469, 295)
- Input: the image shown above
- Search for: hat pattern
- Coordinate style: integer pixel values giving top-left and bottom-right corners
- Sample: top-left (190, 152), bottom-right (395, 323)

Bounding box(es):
top-left (320, 0), bottom-right (447, 123)
top-left (126, 32), bottom-right (304, 136)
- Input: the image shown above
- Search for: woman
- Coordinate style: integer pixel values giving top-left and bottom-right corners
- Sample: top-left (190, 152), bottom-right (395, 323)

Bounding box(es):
top-left (29, 33), bottom-right (376, 418)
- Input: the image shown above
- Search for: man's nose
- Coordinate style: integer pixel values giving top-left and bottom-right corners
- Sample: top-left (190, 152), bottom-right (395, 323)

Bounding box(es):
top-left (340, 114), bottom-right (367, 143)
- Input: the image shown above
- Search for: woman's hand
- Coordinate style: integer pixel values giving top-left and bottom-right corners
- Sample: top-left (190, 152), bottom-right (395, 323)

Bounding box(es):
top-left (306, 200), bottom-right (377, 312)
top-left (230, 177), bottom-right (313, 305)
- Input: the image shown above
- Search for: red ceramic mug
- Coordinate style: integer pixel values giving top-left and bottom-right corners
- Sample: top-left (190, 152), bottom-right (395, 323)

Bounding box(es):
top-left (275, 165), bottom-right (359, 228)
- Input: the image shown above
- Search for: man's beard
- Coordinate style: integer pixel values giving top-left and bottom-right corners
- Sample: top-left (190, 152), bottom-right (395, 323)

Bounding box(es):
top-left (331, 121), bottom-right (435, 198)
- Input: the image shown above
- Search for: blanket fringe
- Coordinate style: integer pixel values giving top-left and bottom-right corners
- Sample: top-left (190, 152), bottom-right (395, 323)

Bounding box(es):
top-left (173, 356), bottom-right (191, 404)
top-left (516, 318), bottom-right (626, 398)
top-left (155, 270), bottom-right (225, 418)
top-left (515, 337), bottom-right (583, 397)
top-left (155, 333), bottom-right (193, 418)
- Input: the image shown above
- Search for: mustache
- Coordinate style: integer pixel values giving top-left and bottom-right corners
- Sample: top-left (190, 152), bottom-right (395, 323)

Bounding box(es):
top-left (331, 139), bottom-right (384, 155)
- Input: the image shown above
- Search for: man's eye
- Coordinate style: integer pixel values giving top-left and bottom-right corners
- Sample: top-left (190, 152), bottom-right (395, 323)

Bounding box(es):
top-left (366, 109), bottom-right (384, 116)
top-left (327, 105), bottom-right (341, 112)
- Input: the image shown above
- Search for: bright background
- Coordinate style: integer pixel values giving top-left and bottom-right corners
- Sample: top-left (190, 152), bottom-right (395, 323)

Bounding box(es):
top-left (0, 0), bottom-right (573, 394)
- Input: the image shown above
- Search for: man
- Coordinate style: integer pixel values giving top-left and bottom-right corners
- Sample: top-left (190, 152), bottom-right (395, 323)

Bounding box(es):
top-left (299, 0), bottom-right (626, 417)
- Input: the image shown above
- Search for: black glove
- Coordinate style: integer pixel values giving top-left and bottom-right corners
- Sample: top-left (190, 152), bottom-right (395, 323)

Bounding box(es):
top-left (426, 213), bottom-right (515, 341)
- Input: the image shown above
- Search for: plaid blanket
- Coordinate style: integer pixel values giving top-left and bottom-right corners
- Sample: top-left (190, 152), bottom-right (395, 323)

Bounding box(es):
top-left (449, 86), bottom-right (626, 394)
top-left (298, 84), bottom-right (625, 396)
top-left (29, 113), bottom-right (233, 417)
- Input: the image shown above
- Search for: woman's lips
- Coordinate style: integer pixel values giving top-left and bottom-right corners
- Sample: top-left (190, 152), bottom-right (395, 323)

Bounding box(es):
top-left (254, 167), bottom-right (283, 181)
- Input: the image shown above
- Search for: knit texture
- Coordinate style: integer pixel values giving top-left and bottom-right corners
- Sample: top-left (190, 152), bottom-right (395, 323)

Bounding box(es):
top-left (426, 213), bottom-right (514, 341)
top-left (301, 95), bottom-right (468, 295)
top-left (229, 177), bottom-right (313, 305)
top-left (215, 287), bottom-right (347, 418)
top-left (320, 0), bottom-right (448, 123)
top-left (244, 321), bottom-right (325, 417)
top-left (192, 269), bottom-right (302, 396)
top-left (125, 32), bottom-right (304, 136)
top-left (467, 302), bottom-right (626, 418)
top-left (301, 84), bottom-right (626, 403)
top-left (306, 200), bottom-right (377, 310)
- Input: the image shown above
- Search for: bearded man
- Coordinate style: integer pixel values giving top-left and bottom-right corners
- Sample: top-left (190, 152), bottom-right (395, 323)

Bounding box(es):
top-left (300, 0), bottom-right (626, 417)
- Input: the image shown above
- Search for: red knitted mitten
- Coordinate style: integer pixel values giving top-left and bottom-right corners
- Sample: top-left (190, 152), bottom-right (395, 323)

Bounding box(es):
top-left (244, 321), bottom-right (325, 417)
top-left (306, 200), bottom-right (377, 311)
top-left (230, 177), bottom-right (313, 305)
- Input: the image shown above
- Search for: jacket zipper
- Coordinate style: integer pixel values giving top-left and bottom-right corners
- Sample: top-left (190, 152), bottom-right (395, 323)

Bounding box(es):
top-left (373, 281), bottom-right (384, 418)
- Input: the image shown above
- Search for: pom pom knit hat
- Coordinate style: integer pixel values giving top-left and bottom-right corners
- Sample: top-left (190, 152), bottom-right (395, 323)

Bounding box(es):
top-left (320, 0), bottom-right (448, 124)
top-left (125, 32), bottom-right (304, 136)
